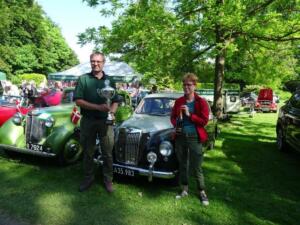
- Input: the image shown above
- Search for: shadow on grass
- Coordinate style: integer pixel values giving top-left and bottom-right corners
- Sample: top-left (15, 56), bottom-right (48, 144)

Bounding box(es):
top-left (0, 151), bottom-right (129, 225)
top-left (0, 150), bottom-right (180, 225)
top-left (195, 114), bottom-right (300, 225)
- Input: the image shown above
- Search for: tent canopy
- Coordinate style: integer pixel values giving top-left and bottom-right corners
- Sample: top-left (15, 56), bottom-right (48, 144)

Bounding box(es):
top-left (48, 61), bottom-right (140, 83)
top-left (0, 71), bottom-right (6, 81)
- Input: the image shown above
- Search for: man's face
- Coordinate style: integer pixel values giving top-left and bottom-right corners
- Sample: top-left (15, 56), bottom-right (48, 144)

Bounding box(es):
top-left (90, 54), bottom-right (105, 73)
top-left (182, 80), bottom-right (196, 95)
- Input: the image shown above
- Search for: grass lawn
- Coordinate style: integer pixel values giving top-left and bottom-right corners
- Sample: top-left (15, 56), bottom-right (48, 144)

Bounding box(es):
top-left (0, 112), bottom-right (300, 225)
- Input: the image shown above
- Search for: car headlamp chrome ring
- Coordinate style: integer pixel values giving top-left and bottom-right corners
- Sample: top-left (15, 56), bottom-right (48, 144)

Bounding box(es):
top-left (45, 117), bottom-right (55, 128)
top-left (159, 141), bottom-right (173, 156)
top-left (12, 112), bottom-right (23, 125)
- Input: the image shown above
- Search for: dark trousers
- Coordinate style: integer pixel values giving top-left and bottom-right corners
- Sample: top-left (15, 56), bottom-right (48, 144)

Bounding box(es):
top-left (175, 133), bottom-right (205, 191)
top-left (80, 116), bottom-right (114, 182)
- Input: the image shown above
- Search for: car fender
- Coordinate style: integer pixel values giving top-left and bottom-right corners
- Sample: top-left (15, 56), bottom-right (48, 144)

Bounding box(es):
top-left (0, 119), bottom-right (24, 146)
top-left (45, 123), bottom-right (79, 153)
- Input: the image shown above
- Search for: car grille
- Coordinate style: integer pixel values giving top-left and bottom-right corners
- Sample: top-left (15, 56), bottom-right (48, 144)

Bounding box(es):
top-left (259, 100), bottom-right (272, 105)
top-left (115, 127), bottom-right (142, 165)
top-left (25, 114), bottom-right (46, 144)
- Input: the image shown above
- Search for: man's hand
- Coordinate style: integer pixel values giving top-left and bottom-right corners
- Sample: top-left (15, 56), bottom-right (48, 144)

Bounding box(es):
top-left (97, 104), bottom-right (110, 112)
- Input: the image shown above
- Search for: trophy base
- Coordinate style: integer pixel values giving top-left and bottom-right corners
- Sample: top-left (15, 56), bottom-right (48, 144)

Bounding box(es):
top-left (106, 120), bottom-right (115, 125)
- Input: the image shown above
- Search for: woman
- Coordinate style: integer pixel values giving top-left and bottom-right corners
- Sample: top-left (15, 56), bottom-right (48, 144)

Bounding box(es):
top-left (170, 73), bottom-right (210, 206)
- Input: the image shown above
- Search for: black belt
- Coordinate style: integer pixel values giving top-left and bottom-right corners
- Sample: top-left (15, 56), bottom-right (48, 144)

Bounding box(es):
top-left (83, 115), bottom-right (106, 120)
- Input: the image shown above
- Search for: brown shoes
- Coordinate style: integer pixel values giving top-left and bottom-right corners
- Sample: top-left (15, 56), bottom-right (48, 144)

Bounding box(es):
top-left (79, 177), bottom-right (94, 192)
top-left (104, 180), bottom-right (114, 193)
top-left (79, 177), bottom-right (114, 193)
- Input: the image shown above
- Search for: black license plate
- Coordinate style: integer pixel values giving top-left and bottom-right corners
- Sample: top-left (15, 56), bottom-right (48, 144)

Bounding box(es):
top-left (26, 143), bottom-right (44, 152)
top-left (113, 166), bottom-right (135, 177)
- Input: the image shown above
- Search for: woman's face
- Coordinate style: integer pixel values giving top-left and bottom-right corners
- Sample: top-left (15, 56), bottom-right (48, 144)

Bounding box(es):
top-left (182, 79), bottom-right (196, 95)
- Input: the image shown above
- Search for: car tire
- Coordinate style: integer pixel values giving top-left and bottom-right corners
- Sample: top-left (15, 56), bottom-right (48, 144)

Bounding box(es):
top-left (3, 149), bottom-right (19, 158)
top-left (58, 135), bottom-right (83, 165)
top-left (276, 126), bottom-right (289, 152)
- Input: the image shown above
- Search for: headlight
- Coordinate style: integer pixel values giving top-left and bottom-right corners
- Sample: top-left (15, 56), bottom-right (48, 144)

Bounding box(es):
top-left (159, 141), bottom-right (173, 156)
top-left (12, 112), bottom-right (23, 125)
top-left (147, 152), bottom-right (157, 164)
top-left (45, 117), bottom-right (55, 128)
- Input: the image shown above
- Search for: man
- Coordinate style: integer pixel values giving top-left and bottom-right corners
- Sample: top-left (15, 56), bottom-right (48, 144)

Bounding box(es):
top-left (74, 52), bottom-right (119, 193)
top-left (170, 73), bottom-right (210, 206)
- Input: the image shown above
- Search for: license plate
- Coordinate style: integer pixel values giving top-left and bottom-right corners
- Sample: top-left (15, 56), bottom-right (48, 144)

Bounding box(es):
top-left (262, 107), bottom-right (270, 111)
top-left (113, 166), bottom-right (135, 177)
top-left (26, 143), bottom-right (44, 152)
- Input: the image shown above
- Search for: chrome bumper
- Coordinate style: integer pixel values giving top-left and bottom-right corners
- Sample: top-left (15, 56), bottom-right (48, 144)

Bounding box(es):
top-left (114, 163), bottom-right (177, 179)
top-left (0, 144), bottom-right (56, 157)
top-left (94, 158), bottom-right (176, 179)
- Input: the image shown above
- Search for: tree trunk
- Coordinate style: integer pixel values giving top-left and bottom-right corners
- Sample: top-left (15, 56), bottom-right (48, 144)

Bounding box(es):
top-left (213, 0), bottom-right (225, 119)
top-left (213, 50), bottom-right (225, 119)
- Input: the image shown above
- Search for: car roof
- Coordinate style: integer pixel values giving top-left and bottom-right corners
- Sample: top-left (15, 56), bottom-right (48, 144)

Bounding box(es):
top-left (144, 92), bottom-right (183, 99)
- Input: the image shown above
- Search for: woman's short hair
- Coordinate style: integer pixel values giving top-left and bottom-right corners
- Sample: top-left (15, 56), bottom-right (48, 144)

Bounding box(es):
top-left (182, 73), bottom-right (198, 84)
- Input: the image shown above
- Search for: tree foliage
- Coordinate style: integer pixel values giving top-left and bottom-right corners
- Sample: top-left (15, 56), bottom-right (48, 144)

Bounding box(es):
top-left (0, 0), bottom-right (79, 78)
top-left (81, 0), bottom-right (300, 116)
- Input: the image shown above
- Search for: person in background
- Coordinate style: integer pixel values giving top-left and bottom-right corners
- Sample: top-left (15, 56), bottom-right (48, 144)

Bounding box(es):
top-left (170, 73), bottom-right (210, 206)
top-left (41, 81), bottom-right (63, 106)
top-left (74, 52), bottom-right (119, 193)
top-left (149, 85), bottom-right (158, 94)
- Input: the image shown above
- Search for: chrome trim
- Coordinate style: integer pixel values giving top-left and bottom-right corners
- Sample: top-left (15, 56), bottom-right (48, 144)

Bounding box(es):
top-left (0, 144), bottom-right (56, 157)
top-left (115, 127), bottom-right (142, 165)
top-left (113, 163), bottom-right (176, 179)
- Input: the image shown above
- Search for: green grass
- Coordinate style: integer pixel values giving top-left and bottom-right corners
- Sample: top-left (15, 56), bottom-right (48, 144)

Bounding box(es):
top-left (0, 112), bottom-right (300, 225)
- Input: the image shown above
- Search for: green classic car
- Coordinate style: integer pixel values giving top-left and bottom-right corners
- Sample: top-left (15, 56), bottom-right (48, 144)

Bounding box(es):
top-left (0, 88), bottom-right (133, 165)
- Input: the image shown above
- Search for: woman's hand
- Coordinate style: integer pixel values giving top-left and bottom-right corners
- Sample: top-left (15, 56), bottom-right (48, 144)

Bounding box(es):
top-left (180, 105), bottom-right (190, 117)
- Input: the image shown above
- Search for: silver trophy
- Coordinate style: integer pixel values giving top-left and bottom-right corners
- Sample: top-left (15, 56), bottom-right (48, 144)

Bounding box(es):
top-left (97, 80), bottom-right (115, 125)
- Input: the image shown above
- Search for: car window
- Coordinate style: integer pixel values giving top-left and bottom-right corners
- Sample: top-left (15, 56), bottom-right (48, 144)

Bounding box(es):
top-left (135, 97), bottom-right (175, 115)
top-left (290, 92), bottom-right (300, 109)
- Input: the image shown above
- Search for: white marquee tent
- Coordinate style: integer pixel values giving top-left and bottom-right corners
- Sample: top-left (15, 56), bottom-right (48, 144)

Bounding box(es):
top-left (48, 61), bottom-right (140, 82)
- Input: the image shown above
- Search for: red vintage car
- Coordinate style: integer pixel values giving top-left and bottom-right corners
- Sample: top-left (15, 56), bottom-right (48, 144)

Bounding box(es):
top-left (255, 88), bottom-right (278, 113)
top-left (0, 89), bottom-right (65, 127)
top-left (0, 96), bottom-right (33, 127)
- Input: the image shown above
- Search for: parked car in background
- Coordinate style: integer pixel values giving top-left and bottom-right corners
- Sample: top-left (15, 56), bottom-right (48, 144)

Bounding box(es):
top-left (223, 89), bottom-right (241, 113)
top-left (0, 89), bottom-right (133, 165)
top-left (0, 95), bottom-right (33, 127)
top-left (255, 88), bottom-right (278, 113)
top-left (95, 92), bottom-right (218, 181)
top-left (197, 89), bottom-right (241, 113)
top-left (276, 90), bottom-right (300, 152)
top-left (240, 92), bottom-right (258, 107)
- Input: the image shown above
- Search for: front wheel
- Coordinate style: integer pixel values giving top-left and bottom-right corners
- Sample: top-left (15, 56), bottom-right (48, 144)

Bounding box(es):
top-left (276, 126), bottom-right (289, 152)
top-left (3, 149), bottom-right (19, 158)
top-left (58, 136), bottom-right (83, 165)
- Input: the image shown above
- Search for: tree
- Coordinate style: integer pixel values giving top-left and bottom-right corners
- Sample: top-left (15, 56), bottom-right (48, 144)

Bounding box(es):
top-left (81, 0), bottom-right (300, 117)
top-left (175, 0), bottom-right (300, 117)
top-left (0, 0), bottom-right (78, 77)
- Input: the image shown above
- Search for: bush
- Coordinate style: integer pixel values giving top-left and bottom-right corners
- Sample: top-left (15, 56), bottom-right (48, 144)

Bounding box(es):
top-left (11, 73), bottom-right (46, 86)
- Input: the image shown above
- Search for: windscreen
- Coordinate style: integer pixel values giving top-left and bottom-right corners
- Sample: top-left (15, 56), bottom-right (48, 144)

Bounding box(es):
top-left (135, 97), bottom-right (175, 115)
